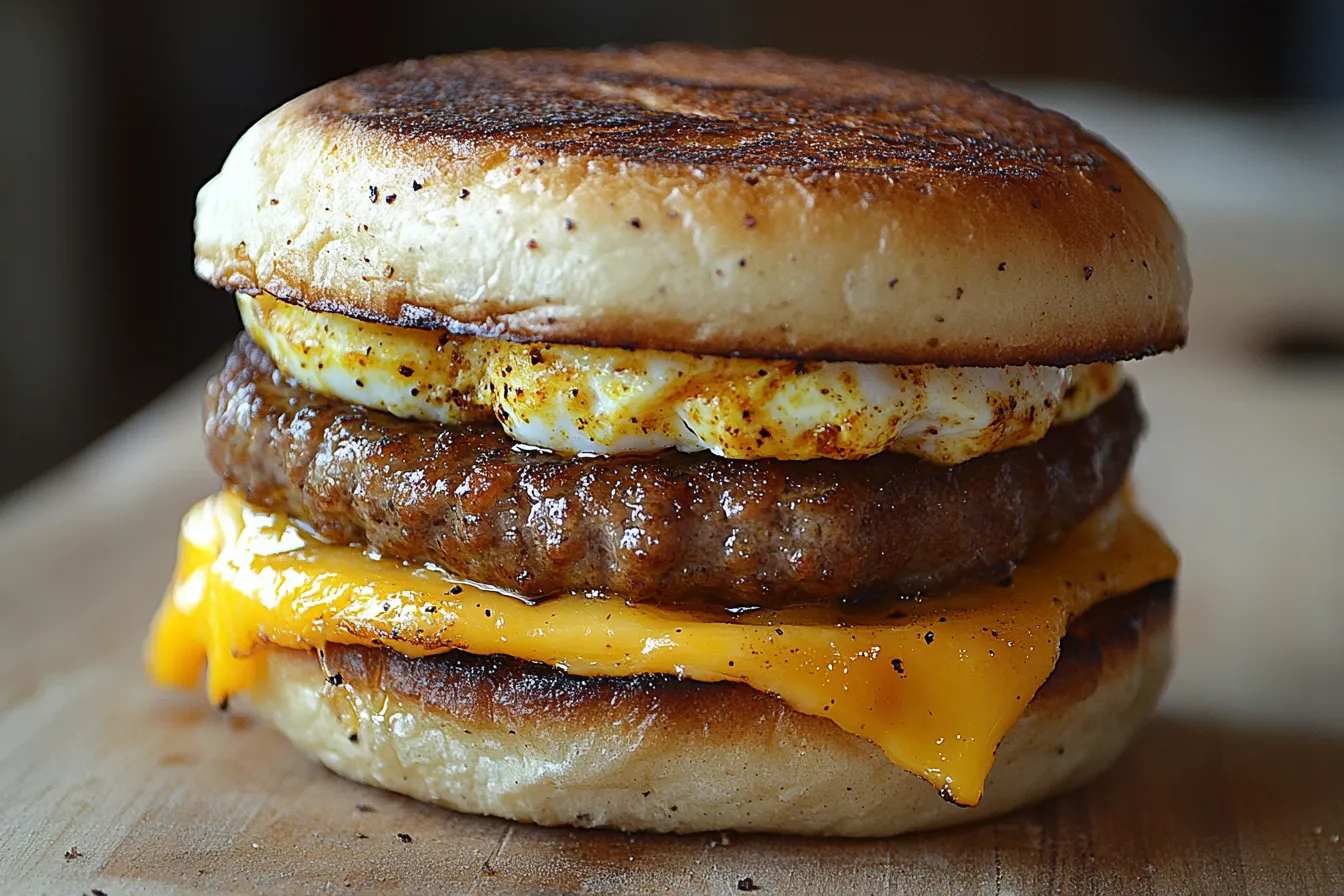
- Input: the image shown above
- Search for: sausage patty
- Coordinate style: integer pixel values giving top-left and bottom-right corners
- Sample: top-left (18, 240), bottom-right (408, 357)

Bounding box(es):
top-left (206, 335), bottom-right (1143, 605)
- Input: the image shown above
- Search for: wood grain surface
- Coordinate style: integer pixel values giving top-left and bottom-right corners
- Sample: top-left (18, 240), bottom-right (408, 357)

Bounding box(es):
top-left (1, 348), bottom-right (1340, 895)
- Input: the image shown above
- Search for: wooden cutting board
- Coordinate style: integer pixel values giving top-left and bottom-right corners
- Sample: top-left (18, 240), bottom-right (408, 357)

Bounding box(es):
top-left (1, 349), bottom-right (1341, 895)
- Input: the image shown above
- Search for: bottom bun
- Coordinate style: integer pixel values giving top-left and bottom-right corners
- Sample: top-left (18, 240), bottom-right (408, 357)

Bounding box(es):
top-left (246, 582), bottom-right (1172, 837)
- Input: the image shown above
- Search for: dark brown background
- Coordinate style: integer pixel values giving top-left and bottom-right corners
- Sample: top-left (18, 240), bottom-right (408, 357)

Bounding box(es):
top-left (2, 0), bottom-right (1341, 498)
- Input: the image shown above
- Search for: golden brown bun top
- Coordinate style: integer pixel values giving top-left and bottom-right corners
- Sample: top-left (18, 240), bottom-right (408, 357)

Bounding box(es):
top-left (195, 45), bottom-right (1191, 365)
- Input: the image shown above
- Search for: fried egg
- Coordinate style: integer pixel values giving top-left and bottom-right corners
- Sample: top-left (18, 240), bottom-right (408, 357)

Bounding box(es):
top-left (240, 292), bottom-right (1123, 463)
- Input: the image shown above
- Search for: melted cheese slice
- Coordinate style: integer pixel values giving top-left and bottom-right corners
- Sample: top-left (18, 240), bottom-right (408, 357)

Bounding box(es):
top-left (146, 491), bottom-right (1176, 806)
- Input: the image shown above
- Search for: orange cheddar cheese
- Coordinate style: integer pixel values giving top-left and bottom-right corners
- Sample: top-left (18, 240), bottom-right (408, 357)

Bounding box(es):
top-left (147, 490), bottom-right (1177, 805)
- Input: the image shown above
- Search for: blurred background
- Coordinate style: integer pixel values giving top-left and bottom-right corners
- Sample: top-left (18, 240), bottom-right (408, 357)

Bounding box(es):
top-left (1, 0), bottom-right (1342, 498)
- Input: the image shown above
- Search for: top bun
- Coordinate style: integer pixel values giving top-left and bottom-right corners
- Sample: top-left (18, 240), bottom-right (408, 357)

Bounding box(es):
top-left (195, 45), bottom-right (1190, 365)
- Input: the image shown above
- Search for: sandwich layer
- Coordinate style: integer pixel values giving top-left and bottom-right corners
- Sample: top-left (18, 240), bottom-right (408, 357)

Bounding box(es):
top-left (241, 291), bottom-right (1122, 463)
top-left (249, 581), bottom-right (1171, 836)
top-left (209, 336), bottom-right (1144, 604)
top-left (146, 489), bottom-right (1178, 805)
top-left (196, 46), bottom-right (1190, 366)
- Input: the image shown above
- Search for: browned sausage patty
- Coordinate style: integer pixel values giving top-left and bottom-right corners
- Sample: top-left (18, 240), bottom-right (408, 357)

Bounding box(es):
top-left (206, 335), bottom-right (1143, 606)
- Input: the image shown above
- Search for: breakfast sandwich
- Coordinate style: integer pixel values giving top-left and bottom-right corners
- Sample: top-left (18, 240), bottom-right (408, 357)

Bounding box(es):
top-left (147, 46), bottom-right (1188, 836)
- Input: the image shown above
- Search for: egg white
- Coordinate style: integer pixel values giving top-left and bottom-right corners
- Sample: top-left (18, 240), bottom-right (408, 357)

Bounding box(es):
top-left (240, 292), bottom-right (1122, 463)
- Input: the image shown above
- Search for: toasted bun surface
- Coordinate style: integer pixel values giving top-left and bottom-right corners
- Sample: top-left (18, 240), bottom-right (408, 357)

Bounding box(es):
top-left (196, 46), bottom-right (1190, 366)
top-left (245, 582), bottom-right (1171, 836)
